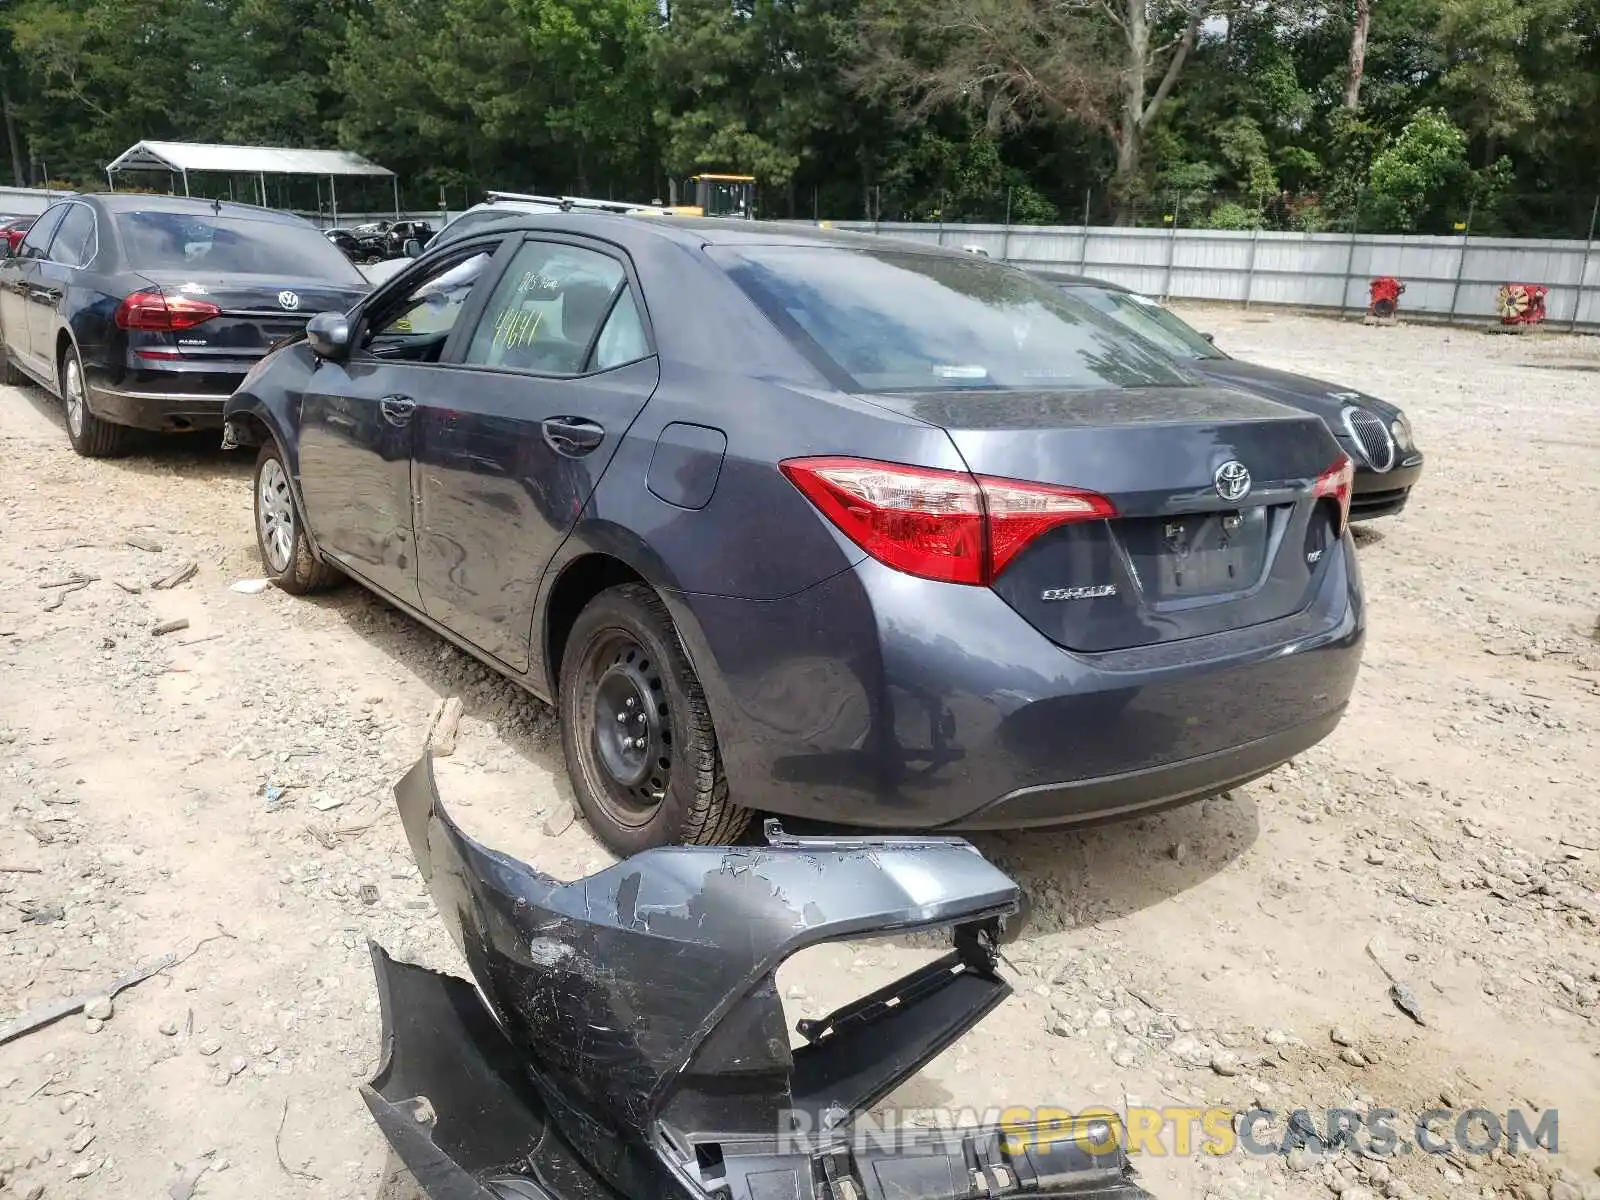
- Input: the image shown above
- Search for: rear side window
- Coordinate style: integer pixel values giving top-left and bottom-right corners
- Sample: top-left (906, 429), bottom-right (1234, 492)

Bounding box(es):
top-left (18, 205), bottom-right (67, 260)
top-left (114, 211), bottom-right (366, 283)
top-left (49, 204), bottom-right (96, 268)
top-left (593, 290), bottom-right (648, 370)
top-left (462, 241), bottom-right (636, 375)
top-left (710, 246), bottom-right (1187, 393)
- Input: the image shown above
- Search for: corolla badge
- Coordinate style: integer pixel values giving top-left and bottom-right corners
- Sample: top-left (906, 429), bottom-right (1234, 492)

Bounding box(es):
top-left (1214, 460), bottom-right (1251, 502)
top-left (1041, 584), bottom-right (1118, 602)
top-left (277, 290), bottom-right (301, 311)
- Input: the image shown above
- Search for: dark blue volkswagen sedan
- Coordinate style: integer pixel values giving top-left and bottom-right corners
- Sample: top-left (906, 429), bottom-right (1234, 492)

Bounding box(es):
top-left (0, 193), bottom-right (369, 456)
top-left (223, 215), bottom-right (1364, 853)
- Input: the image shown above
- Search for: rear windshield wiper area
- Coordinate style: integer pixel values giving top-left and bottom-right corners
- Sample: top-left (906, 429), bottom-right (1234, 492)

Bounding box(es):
top-left (363, 754), bottom-right (1153, 1200)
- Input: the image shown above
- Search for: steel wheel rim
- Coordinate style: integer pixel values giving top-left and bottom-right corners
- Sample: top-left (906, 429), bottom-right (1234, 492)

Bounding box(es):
top-left (578, 632), bottom-right (672, 827)
top-left (257, 458), bottom-right (296, 574)
top-left (64, 357), bottom-right (84, 438)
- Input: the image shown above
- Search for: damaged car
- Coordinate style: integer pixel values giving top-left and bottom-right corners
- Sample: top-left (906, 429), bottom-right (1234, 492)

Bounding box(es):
top-left (225, 216), bottom-right (1365, 853)
top-left (363, 753), bottom-right (1152, 1200)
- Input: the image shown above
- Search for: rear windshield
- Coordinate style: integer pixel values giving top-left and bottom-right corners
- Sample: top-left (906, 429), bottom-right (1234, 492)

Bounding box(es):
top-left (115, 211), bottom-right (366, 283)
top-left (1062, 284), bottom-right (1226, 361)
top-left (710, 246), bottom-right (1190, 392)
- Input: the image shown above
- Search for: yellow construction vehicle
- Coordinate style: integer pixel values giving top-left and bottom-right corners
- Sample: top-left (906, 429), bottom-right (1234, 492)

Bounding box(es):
top-left (667, 174), bottom-right (756, 219)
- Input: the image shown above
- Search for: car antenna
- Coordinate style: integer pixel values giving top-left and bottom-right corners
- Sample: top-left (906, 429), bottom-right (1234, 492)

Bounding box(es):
top-left (211, 197), bottom-right (222, 215)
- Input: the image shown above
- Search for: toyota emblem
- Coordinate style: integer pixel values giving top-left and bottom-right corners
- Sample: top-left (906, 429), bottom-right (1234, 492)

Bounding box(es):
top-left (1214, 460), bottom-right (1251, 502)
top-left (277, 290), bottom-right (301, 311)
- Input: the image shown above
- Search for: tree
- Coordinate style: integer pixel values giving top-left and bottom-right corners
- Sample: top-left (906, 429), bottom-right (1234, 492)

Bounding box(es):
top-left (1365, 106), bottom-right (1469, 231)
top-left (1343, 0), bottom-right (1369, 109)
top-left (853, 0), bottom-right (1208, 220)
top-left (4, 0), bottom-right (224, 182)
top-left (334, 0), bottom-right (657, 199)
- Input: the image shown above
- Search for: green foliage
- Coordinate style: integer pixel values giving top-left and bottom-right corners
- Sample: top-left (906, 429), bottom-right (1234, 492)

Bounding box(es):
top-left (1207, 201), bottom-right (1259, 231)
top-left (0, 0), bottom-right (1596, 233)
top-left (1366, 106), bottom-right (1469, 231)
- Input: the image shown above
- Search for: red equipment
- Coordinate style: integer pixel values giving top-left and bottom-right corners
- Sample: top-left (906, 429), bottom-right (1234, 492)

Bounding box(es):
top-left (1368, 277), bottom-right (1405, 318)
top-left (1, 217), bottom-right (32, 253)
top-left (1497, 283), bottom-right (1548, 326)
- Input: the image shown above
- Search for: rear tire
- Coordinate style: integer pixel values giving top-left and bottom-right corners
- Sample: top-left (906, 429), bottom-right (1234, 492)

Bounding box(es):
top-left (559, 584), bottom-right (749, 853)
top-left (253, 441), bottom-right (340, 595)
top-left (61, 344), bottom-right (128, 458)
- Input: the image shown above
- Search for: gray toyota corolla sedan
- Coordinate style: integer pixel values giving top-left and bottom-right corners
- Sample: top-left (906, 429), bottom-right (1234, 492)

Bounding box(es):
top-left (223, 215), bottom-right (1364, 853)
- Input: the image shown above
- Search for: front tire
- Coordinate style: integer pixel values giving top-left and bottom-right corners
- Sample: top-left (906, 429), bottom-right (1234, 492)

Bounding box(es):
top-left (0, 338), bottom-right (24, 386)
top-left (559, 584), bottom-right (749, 853)
top-left (61, 344), bottom-right (128, 458)
top-left (253, 441), bottom-right (340, 594)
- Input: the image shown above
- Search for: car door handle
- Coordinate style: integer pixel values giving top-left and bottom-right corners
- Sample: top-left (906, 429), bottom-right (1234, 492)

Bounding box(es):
top-left (380, 395), bottom-right (415, 426)
top-left (541, 416), bottom-right (605, 456)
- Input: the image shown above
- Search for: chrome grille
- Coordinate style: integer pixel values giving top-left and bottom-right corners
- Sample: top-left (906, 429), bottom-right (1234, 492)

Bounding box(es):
top-left (1342, 406), bottom-right (1395, 472)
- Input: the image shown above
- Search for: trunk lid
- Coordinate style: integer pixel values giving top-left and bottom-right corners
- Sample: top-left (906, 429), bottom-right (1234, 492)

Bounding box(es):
top-left (871, 385), bottom-right (1347, 652)
top-left (132, 271), bottom-right (369, 363)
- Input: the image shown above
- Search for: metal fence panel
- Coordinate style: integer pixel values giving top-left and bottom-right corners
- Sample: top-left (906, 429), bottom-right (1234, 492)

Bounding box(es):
top-left (831, 220), bottom-right (1600, 331)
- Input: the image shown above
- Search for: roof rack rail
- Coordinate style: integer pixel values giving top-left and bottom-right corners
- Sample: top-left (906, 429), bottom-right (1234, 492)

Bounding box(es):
top-left (484, 190), bottom-right (670, 216)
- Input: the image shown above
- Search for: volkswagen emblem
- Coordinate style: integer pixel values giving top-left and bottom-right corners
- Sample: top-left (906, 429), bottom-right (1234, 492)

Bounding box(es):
top-left (277, 290), bottom-right (301, 311)
top-left (1214, 460), bottom-right (1251, 502)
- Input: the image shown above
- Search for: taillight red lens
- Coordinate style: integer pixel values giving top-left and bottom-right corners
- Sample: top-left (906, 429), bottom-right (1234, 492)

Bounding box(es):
top-left (114, 289), bottom-right (221, 332)
top-left (979, 475), bottom-right (1117, 577)
top-left (780, 456), bottom-right (1115, 586)
top-left (1314, 454), bottom-right (1355, 534)
top-left (781, 458), bottom-right (986, 584)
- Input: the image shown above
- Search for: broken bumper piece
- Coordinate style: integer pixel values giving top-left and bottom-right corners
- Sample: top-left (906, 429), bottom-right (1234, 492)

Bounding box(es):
top-left (363, 754), bottom-right (1152, 1200)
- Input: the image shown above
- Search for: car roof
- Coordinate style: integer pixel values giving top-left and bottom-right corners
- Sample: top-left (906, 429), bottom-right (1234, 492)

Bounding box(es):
top-left (84, 192), bottom-right (312, 225)
top-left (441, 210), bottom-right (978, 258)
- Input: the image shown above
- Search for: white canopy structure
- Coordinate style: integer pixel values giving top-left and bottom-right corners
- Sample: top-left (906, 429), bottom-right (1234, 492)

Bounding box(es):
top-left (105, 140), bottom-right (396, 224)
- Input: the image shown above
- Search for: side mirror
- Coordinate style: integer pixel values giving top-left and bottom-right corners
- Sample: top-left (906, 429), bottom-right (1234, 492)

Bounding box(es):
top-left (403, 239), bottom-right (422, 259)
top-left (306, 311), bottom-right (352, 361)
top-left (1201, 332), bottom-right (1215, 343)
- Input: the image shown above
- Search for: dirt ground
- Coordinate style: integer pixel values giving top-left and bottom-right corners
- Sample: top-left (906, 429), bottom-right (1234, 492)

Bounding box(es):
top-left (0, 310), bottom-right (1597, 1200)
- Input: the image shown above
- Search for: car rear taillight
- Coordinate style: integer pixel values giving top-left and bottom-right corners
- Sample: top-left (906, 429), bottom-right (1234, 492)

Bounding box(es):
top-left (780, 456), bottom-right (1115, 586)
top-left (1314, 454), bottom-right (1355, 534)
top-left (114, 289), bottom-right (221, 332)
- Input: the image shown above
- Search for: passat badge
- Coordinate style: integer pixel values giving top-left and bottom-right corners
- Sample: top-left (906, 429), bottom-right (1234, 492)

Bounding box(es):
top-left (1041, 584), bottom-right (1117, 602)
top-left (277, 290), bottom-right (301, 311)
top-left (1214, 460), bottom-right (1251, 502)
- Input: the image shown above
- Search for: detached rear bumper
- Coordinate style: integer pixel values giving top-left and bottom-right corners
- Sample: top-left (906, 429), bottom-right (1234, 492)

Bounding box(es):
top-left (366, 755), bottom-right (1153, 1200)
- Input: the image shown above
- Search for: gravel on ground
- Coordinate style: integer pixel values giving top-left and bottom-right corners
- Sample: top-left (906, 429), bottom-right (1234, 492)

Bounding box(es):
top-left (0, 310), bottom-right (1596, 1200)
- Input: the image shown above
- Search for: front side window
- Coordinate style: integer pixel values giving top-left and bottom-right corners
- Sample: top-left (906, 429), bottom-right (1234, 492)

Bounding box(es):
top-left (365, 249), bottom-right (495, 354)
top-left (712, 246), bottom-right (1188, 393)
top-left (462, 241), bottom-right (636, 376)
